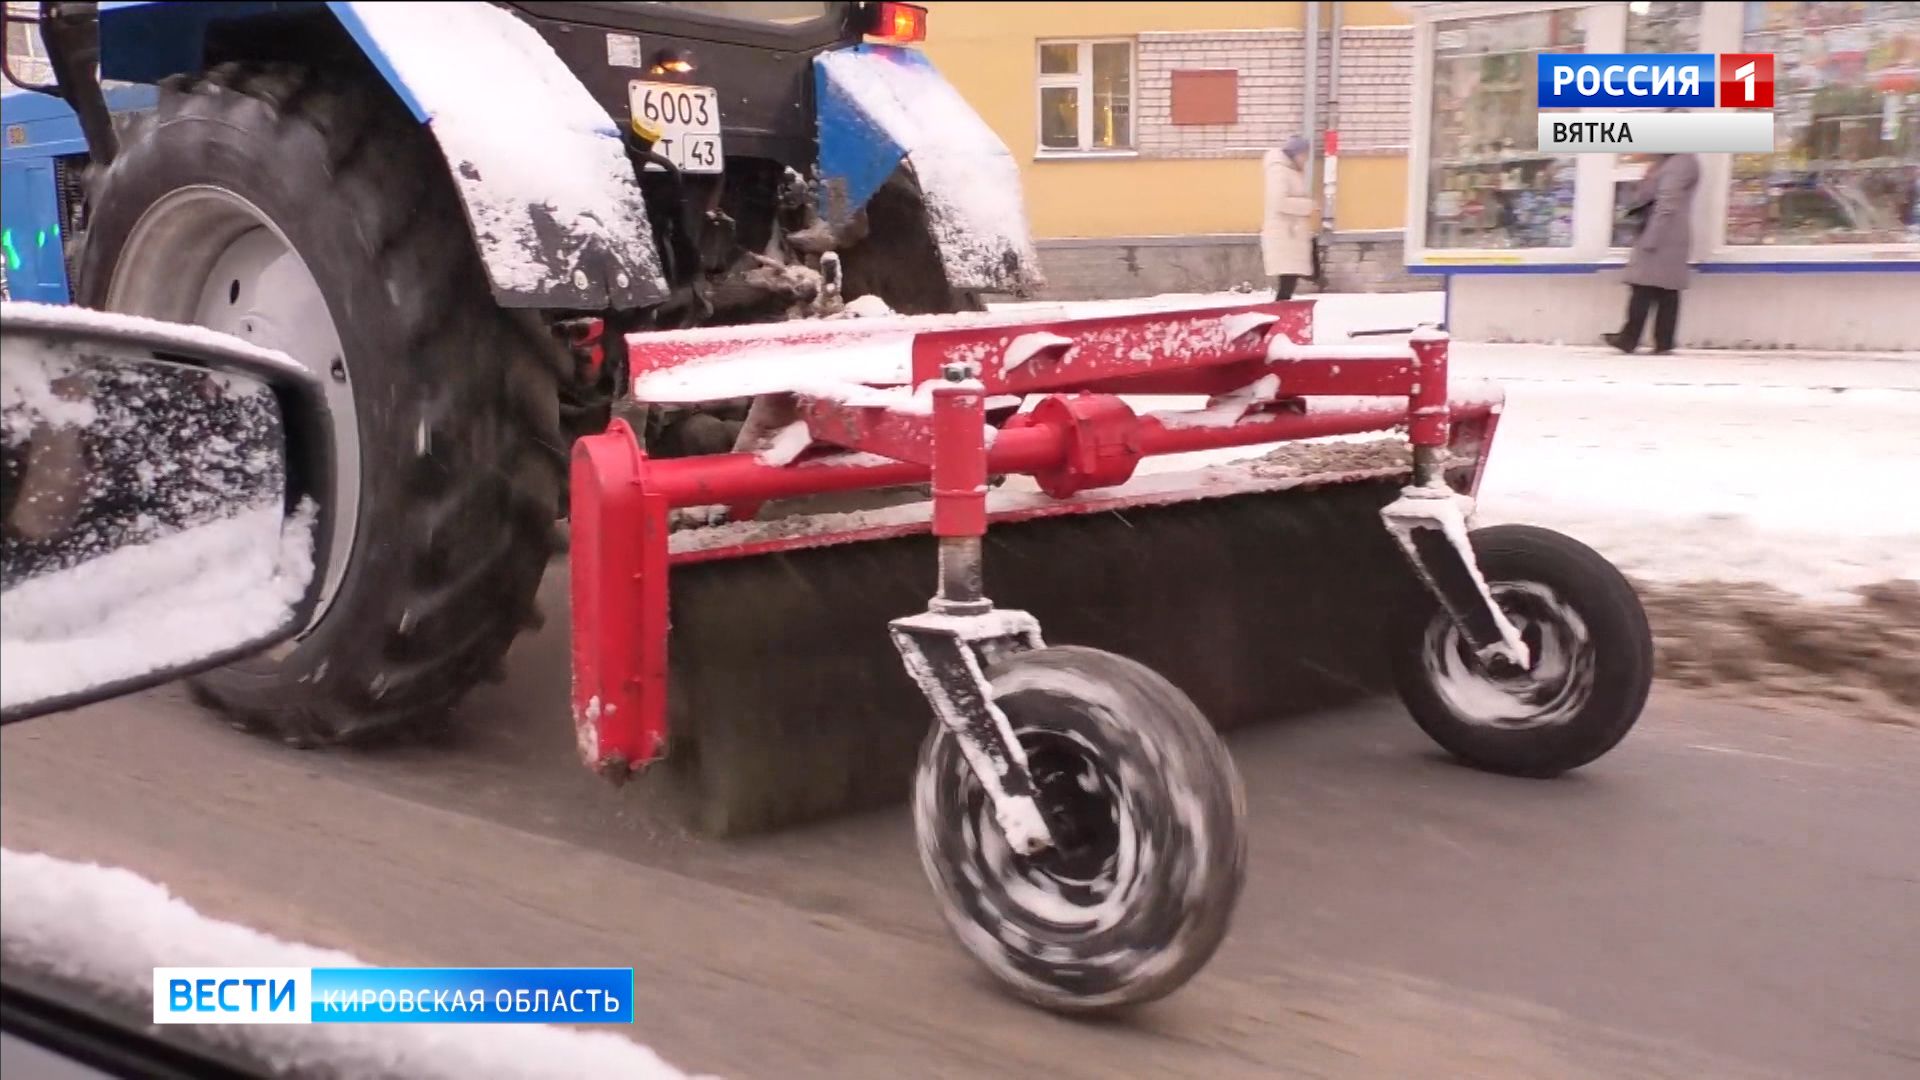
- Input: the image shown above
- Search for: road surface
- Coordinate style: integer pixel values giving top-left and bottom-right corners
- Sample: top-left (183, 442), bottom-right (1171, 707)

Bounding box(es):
top-left (4, 568), bottom-right (1917, 1080)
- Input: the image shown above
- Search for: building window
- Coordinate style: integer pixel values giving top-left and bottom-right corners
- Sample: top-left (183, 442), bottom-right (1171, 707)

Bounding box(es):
top-left (1728, 2), bottom-right (1920, 247)
top-left (1611, 2), bottom-right (1705, 248)
top-left (1424, 9), bottom-right (1586, 250)
top-left (1036, 39), bottom-right (1134, 154)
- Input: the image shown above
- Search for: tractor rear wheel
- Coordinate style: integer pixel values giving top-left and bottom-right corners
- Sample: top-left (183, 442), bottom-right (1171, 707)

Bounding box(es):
top-left (76, 62), bottom-right (567, 745)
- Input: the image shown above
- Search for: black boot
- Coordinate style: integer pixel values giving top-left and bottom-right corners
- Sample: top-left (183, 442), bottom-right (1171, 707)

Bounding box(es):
top-left (1602, 332), bottom-right (1635, 354)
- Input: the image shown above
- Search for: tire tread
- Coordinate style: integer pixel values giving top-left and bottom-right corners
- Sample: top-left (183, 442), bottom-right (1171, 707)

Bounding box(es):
top-left (79, 62), bottom-right (566, 745)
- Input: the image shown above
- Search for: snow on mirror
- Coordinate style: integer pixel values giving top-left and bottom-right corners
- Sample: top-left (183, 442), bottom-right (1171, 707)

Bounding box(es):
top-left (1, 303), bottom-right (325, 723)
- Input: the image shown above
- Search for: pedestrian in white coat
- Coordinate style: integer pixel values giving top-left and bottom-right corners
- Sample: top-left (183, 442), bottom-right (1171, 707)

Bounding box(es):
top-left (1262, 135), bottom-right (1316, 300)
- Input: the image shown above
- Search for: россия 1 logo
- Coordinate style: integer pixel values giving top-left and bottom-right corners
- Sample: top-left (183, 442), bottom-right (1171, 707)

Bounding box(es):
top-left (1534, 52), bottom-right (1775, 154)
top-left (1717, 53), bottom-right (1775, 109)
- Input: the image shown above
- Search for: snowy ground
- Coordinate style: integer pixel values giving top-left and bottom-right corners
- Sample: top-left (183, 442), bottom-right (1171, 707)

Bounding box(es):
top-left (993, 289), bottom-right (1920, 604)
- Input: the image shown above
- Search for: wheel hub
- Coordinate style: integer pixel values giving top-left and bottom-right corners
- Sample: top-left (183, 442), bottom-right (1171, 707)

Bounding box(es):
top-left (1025, 735), bottom-right (1123, 887)
top-left (963, 727), bottom-right (1138, 931)
top-left (1425, 581), bottom-right (1595, 730)
top-left (105, 186), bottom-right (361, 636)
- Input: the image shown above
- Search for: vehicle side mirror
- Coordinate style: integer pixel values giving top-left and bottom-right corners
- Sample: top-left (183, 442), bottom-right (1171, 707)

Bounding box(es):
top-left (1, 301), bottom-right (333, 723)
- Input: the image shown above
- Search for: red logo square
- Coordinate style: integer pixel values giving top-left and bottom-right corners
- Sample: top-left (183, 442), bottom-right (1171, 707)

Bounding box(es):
top-left (1719, 53), bottom-right (1775, 109)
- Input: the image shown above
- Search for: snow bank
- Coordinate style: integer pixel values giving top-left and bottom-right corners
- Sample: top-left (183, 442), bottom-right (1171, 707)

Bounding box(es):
top-left (0, 848), bottom-right (708, 1080)
top-left (339, 2), bottom-right (664, 299)
top-left (0, 502), bottom-right (315, 711)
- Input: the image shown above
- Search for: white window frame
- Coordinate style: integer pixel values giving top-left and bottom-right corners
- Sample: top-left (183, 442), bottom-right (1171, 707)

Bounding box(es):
top-left (1034, 37), bottom-right (1137, 158)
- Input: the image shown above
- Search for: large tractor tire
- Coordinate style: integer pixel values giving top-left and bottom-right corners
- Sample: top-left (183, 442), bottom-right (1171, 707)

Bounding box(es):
top-left (76, 63), bottom-right (567, 745)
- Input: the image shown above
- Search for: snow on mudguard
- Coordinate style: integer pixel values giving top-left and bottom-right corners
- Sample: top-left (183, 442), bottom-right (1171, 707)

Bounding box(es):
top-left (324, 2), bottom-right (669, 310)
top-left (815, 45), bottom-right (1045, 297)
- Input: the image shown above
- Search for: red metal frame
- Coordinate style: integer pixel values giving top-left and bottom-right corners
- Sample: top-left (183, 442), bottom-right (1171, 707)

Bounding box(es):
top-left (569, 419), bottom-right (671, 778)
top-left (570, 303), bottom-right (1500, 779)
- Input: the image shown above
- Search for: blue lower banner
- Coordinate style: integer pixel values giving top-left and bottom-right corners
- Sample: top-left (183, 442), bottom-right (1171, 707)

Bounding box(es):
top-left (152, 966), bottom-right (636, 1024)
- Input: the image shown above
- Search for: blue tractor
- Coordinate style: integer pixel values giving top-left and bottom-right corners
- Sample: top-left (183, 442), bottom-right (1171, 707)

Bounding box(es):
top-left (2, 1), bottom-right (1041, 748)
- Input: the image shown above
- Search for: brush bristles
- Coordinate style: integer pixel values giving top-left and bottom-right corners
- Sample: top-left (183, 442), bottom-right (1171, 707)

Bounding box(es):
top-left (661, 478), bottom-right (1426, 836)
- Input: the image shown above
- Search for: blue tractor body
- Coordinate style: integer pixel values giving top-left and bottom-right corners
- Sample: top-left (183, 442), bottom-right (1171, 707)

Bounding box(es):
top-left (2, 82), bottom-right (153, 302)
top-left (2, 1), bottom-right (1039, 312)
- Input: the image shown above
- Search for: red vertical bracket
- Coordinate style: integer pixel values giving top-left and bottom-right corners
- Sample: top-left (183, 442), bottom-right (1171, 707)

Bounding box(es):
top-left (929, 374), bottom-right (988, 538)
top-left (1448, 405), bottom-right (1504, 499)
top-left (569, 419), bottom-right (671, 780)
top-left (1407, 330), bottom-right (1451, 449)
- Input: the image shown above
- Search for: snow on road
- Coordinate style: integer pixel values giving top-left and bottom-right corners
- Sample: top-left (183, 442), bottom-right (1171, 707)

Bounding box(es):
top-left (993, 290), bottom-right (1920, 603)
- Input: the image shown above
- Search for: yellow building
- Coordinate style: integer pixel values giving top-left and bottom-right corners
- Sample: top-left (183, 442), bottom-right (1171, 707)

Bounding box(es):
top-left (919, 1), bottom-right (1427, 297)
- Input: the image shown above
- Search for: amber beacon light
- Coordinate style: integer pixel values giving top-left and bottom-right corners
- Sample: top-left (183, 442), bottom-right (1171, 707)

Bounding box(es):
top-left (866, 2), bottom-right (927, 43)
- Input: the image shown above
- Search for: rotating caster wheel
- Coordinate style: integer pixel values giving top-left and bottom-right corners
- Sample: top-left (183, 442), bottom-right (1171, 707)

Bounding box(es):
top-left (913, 646), bottom-right (1248, 1015)
top-left (1395, 524), bottom-right (1655, 777)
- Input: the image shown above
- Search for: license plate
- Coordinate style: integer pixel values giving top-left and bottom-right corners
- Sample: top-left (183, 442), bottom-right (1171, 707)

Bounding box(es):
top-left (628, 81), bottom-right (724, 174)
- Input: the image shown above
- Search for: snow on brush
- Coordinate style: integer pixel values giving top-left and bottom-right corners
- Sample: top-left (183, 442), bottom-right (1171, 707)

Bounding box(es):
top-left (339, 2), bottom-right (664, 297)
top-left (0, 849), bottom-right (706, 1080)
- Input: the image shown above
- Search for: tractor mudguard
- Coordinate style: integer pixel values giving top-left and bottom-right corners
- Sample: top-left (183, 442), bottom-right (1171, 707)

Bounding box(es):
top-left (96, 0), bottom-right (668, 311)
top-left (816, 45), bottom-right (1044, 298)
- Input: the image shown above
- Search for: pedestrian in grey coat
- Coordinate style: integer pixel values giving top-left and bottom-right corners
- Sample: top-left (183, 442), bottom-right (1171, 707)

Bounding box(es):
top-left (1605, 151), bottom-right (1700, 354)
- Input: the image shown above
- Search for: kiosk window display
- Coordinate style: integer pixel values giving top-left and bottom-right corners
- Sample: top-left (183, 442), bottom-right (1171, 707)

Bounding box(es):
top-left (1410, 1), bottom-right (1920, 265)
top-left (1424, 9), bottom-right (1586, 250)
top-left (1728, 2), bottom-right (1920, 247)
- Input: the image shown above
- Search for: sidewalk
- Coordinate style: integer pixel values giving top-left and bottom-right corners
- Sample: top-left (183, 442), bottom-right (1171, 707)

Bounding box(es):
top-left (1461, 344), bottom-right (1918, 597)
top-left (1453, 342), bottom-right (1920, 393)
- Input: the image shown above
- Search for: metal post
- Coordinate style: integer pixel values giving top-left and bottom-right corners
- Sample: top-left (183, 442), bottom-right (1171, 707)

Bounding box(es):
top-left (1407, 329), bottom-right (1452, 487)
top-left (1322, 2), bottom-right (1343, 234)
top-left (1302, 1), bottom-right (1320, 188)
top-left (929, 362), bottom-right (989, 614)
